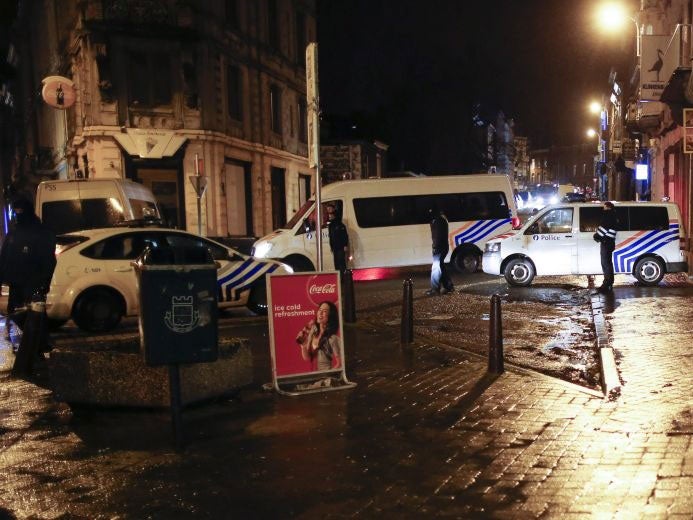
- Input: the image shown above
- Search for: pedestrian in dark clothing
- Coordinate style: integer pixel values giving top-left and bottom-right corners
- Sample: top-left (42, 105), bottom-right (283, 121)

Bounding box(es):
top-left (326, 204), bottom-right (349, 274)
top-left (426, 205), bottom-right (454, 296)
top-left (0, 197), bottom-right (57, 319)
top-left (593, 200), bottom-right (618, 293)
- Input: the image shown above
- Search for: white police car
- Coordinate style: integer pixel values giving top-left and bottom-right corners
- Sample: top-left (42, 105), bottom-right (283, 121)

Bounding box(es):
top-left (47, 226), bottom-right (292, 332)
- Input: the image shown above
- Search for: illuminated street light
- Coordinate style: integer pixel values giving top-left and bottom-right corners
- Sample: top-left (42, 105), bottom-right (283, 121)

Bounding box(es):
top-left (595, 2), bottom-right (640, 56)
top-left (586, 128), bottom-right (597, 138)
top-left (596, 2), bottom-right (628, 31)
top-left (589, 101), bottom-right (602, 114)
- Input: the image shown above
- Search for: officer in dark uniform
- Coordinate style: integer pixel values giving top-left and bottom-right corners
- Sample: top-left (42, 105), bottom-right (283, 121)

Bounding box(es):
top-left (426, 204), bottom-right (454, 296)
top-left (0, 197), bottom-right (57, 319)
top-left (593, 200), bottom-right (618, 293)
top-left (326, 204), bottom-right (349, 274)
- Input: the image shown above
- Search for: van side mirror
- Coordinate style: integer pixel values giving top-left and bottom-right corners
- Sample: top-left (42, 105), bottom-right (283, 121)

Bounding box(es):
top-left (303, 218), bottom-right (314, 233)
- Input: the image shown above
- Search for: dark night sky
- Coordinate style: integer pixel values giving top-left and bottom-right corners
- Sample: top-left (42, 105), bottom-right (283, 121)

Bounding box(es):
top-left (317, 0), bottom-right (637, 173)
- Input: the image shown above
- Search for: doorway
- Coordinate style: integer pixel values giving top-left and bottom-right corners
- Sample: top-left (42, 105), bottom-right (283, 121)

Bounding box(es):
top-left (136, 168), bottom-right (183, 228)
top-left (271, 167), bottom-right (286, 229)
top-left (224, 160), bottom-right (253, 236)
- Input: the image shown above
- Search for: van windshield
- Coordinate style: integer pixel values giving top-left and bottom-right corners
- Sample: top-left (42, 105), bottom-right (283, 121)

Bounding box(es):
top-left (41, 198), bottom-right (124, 235)
top-left (285, 199), bottom-right (314, 229)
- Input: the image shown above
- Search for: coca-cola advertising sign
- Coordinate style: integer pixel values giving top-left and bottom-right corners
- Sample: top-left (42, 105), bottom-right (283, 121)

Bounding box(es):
top-left (267, 272), bottom-right (344, 378)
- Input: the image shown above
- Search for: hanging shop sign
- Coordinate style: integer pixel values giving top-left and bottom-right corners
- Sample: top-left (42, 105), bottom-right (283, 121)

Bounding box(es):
top-left (41, 76), bottom-right (76, 109)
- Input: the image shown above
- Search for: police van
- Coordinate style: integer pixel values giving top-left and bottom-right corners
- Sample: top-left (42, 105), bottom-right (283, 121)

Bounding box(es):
top-left (482, 201), bottom-right (688, 286)
top-left (252, 174), bottom-right (519, 273)
top-left (36, 178), bottom-right (161, 235)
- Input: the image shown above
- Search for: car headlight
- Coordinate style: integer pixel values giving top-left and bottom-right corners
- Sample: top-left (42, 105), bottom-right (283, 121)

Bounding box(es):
top-left (485, 242), bottom-right (501, 253)
top-left (549, 196), bottom-right (559, 204)
top-left (253, 241), bottom-right (273, 258)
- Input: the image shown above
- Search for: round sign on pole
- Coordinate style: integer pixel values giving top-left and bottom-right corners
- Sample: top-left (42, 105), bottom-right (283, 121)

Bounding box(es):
top-left (41, 75), bottom-right (76, 109)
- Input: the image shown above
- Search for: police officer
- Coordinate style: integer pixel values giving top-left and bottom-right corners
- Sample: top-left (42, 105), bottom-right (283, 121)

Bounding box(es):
top-left (593, 200), bottom-right (617, 293)
top-left (326, 204), bottom-right (349, 274)
top-left (426, 204), bottom-right (454, 296)
top-left (0, 197), bottom-right (57, 320)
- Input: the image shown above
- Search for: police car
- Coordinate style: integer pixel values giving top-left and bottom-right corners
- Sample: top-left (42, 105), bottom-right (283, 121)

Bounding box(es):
top-left (482, 201), bottom-right (688, 287)
top-left (47, 226), bottom-right (292, 332)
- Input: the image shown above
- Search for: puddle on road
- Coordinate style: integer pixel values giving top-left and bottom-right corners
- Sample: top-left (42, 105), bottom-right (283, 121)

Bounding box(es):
top-left (361, 285), bottom-right (601, 391)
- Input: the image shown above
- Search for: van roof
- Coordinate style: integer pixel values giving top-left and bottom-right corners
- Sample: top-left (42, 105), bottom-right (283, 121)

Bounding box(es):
top-left (319, 174), bottom-right (514, 199)
top-left (38, 178), bottom-right (137, 185)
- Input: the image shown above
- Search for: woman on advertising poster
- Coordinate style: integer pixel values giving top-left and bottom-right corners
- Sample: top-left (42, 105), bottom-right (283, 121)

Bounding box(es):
top-left (295, 300), bottom-right (342, 371)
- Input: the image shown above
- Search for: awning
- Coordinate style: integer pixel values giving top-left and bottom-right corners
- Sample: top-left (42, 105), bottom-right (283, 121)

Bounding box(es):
top-left (113, 129), bottom-right (187, 159)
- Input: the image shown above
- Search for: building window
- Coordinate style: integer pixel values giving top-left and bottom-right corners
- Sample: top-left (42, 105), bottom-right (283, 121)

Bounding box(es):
top-left (128, 51), bottom-right (171, 106)
top-left (267, 0), bottom-right (279, 51)
top-left (295, 11), bottom-right (306, 65)
top-left (227, 65), bottom-right (242, 121)
top-left (298, 98), bottom-right (307, 143)
top-left (270, 84), bottom-right (282, 134)
top-left (225, 0), bottom-right (239, 29)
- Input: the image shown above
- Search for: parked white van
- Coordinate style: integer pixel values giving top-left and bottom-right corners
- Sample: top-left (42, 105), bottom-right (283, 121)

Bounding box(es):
top-left (253, 174), bottom-right (519, 273)
top-left (36, 178), bottom-right (161, 235)
top-left (482, 201), bottom-right (688, 286)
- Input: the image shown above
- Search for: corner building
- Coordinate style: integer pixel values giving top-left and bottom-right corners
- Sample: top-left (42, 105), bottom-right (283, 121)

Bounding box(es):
top-left (14, 0), bottom-right (315, 237)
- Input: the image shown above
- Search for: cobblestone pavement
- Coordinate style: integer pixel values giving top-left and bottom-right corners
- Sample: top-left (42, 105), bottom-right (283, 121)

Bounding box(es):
top-left (0, 282), bottom-right (692, 519)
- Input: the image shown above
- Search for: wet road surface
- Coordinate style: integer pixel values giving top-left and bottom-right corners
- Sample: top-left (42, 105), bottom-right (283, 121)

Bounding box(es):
top-left (0, 272), bottom-right (691, 518)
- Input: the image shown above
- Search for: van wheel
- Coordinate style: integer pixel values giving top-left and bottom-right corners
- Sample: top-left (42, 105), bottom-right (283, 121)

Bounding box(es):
top-left (633, 257), bottom-right (664, 286)
top-left (282, 255), bottom-right (314, 272)
top-left (504, 258), bottom-right (535, 286)
top-left (452, 249), bottom-right (480, 273)
top-left (247, 282), bottom-right (268, 315)
top-left (72, 288), bottom-right (123, 332)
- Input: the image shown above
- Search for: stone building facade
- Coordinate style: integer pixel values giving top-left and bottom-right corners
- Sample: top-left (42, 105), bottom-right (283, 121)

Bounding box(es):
top-left (12, 0), bottom-right (316, 237)
top-left (319, 140), bottom-right (388, 184)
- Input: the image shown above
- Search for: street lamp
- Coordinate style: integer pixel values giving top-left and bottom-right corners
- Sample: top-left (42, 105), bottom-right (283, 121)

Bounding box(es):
top-left (595, 2), bottom-right (640, 57)
top-left (586, 128), bottom-right (597, 139)
top-left (589, 101), bottom-right (602, 114)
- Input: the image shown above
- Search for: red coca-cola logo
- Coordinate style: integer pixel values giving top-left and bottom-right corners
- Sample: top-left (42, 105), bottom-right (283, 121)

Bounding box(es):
top-left (309, 283), bottom-right (336, 295)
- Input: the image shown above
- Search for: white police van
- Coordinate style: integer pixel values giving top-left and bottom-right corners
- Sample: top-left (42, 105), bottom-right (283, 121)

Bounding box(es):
top-left (252, 174), bottom-right (519, 273)
top-left (482, 201), bottom-right (688, 286)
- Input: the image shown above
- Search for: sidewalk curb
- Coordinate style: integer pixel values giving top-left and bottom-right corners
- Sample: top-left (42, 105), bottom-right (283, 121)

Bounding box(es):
top-left (589, 293), bottom-right (622, 399)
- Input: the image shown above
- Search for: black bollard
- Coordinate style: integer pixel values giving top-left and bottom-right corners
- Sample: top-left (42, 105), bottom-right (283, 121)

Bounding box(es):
top-left (401, 278), bottom-right (414, 344)
top-left (488, 294), bottom-right (504, 374)
top-left (12, 300), bottom-right (48, 377)
top-left (342, 269), bottom-right (356, 323)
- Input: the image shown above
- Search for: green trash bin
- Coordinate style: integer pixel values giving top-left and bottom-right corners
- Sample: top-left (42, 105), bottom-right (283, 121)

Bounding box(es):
top-left (135, 245), bottom-right (218, 367)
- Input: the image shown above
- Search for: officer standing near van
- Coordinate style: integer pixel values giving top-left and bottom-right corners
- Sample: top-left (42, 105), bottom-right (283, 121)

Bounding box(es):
top-left (426, 205), bottom-right (454, 296)
top-left (593, 201), bottom-right (618, 293)
top-left (0, 197), bottom-right (57, 320)
top-left (326, 204), bottom-right (349, 275)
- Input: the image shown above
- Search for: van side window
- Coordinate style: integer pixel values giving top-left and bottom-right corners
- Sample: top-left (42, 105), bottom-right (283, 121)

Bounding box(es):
top-left (579, 207), bottom-right (602, 232)
top-left (627, 207), bottom-right (668, 230)
top-left (527, 208), bottom-right (573, 234)
top-left (353, 191), bottom-right (510, 229)
top-left (320, 200), bottom-right (343, 229)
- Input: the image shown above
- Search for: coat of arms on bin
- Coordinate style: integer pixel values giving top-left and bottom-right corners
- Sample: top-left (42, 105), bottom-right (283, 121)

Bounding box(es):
top-left (164, 296), bottom-right (199, 333)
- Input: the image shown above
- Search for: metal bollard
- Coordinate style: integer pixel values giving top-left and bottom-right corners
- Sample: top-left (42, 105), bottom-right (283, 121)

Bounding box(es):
top-left (488, 294), bottom-right (504, 374)
top-left (342, 269), bottom-right (356, 323)
top-left (12, 300), bottom-right (48, 377)
top-left (401, 278), bottom-right (414, 344)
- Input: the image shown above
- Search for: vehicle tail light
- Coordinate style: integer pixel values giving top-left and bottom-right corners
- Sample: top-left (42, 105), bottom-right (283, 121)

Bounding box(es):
top-left (511, 216), bottom-right (521, 229)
